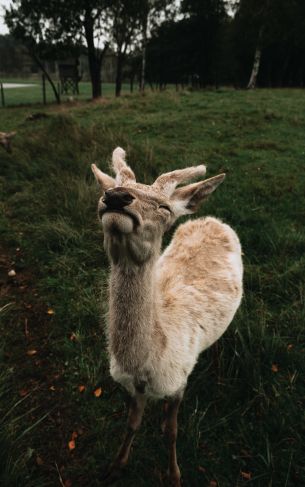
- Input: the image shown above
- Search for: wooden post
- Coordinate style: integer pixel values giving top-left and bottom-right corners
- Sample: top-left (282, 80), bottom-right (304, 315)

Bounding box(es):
top-left (42, 74), bottom-right (46, 105)
top-left (0, 83), bottom-right (5, 107)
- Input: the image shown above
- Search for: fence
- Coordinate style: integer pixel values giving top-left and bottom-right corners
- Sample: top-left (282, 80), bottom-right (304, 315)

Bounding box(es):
top-left (0, 77), bottom-right (129, 107)
top-left (0, 76), bottom-right (63, 107)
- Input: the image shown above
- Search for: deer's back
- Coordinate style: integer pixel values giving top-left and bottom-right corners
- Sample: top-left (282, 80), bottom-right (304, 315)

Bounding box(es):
top-left (157, 216), bottom-right (243, 351)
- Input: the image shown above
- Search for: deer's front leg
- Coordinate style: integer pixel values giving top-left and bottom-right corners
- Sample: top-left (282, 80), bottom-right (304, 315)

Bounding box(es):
top-left (163, 395), bottom-right (182, 487)
top-left (102, 393), bottom-right (146, 484)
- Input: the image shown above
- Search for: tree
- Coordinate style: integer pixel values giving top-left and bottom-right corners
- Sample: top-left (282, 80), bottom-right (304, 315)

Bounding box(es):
top-left (138, 0), bottom-right (176, 92)
top-left (233, 0), bottom-right (305, 88)
top-left (180, 0), bottom-right (228, 87)
top-left (110, 0), bottom-right (142, 97)
top-left (5, 2), bottom-right (63, 103)
top-left (5, 0), bottom-right (112, 99)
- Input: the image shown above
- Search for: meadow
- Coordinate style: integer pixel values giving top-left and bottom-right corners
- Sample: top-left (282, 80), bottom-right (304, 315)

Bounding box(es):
top-left (0, 88), bottom-right (305, 487)
top-left (0, 79), bottom-right (130, 106)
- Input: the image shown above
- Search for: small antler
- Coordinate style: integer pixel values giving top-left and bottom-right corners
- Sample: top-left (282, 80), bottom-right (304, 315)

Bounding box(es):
top-left (152, 165), bottom-right (206, 196)
top-left (112, 147), bottom-right (136, 185)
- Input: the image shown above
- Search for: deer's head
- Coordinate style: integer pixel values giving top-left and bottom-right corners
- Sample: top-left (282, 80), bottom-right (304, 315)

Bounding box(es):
top-left (92, 147), bottom-right (225, 266)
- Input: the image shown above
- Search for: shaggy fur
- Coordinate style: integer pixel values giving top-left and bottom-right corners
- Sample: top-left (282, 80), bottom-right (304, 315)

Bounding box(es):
top-left (92, 148), bottom-right (243, 485)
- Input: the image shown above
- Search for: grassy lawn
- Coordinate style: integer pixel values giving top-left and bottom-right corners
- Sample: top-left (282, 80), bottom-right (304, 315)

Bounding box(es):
top-left (0, 79), bottom-right (130, 106)
top-left (0, 89), bottom-right (305, 487)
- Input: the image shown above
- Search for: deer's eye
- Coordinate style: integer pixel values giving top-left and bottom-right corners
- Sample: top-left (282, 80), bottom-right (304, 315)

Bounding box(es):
top-left (158, 204), bottom-right (171, 213)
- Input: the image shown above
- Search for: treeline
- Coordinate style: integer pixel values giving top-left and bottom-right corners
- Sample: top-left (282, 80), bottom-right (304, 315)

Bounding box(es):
top-left (146, 0), bottom-right (305, 89)
top-left (4, 0), bottom-right (305, 101)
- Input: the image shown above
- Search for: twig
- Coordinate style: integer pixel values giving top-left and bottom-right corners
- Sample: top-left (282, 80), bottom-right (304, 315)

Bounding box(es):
top-left (24, 318), bottom-right (29, 339)
top-left (55, 462), bottom-right (65, 487)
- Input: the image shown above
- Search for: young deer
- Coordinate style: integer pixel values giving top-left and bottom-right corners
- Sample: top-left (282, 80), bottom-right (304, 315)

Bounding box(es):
top-left (0, 131), bottom-right (16, 153)
top-left (92, 148), bottom-right (243, 486)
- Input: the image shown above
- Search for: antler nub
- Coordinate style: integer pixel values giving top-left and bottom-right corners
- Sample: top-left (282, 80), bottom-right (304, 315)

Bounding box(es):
top-left (152, 164), bottom-right (207, 196)
top-left (112, 147), bottom-right (136, 184)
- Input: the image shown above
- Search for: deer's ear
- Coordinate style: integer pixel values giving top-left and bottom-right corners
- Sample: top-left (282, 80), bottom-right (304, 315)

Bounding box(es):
top-left (91, 164), bottom-right (116, 192)
top-left (170, 174), bottom-right (225, 217)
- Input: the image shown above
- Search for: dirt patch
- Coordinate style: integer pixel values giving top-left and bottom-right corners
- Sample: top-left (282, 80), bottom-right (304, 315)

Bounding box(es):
top-left (0, 245), bottom-right (85, 486)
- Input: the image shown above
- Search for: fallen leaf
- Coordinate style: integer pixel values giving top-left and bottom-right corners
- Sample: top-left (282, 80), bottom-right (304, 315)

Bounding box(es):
top-left (27, 349), bottom-right (37, 356)
top-left (47, 309), bottom-right (54, 315)
top-left (94, 387), bottom-right (102, 397)
top-left (287, 344), bottom-right (293, 351)
top-left (78, 385), bottom-right (86, 393)
top-left (241, 471), bottom-right (252, 480)
top-left (71, 431), bottom-right (78, 440)
top-left (271, 364), bottom-right (278, 373)
top-left (36, 455), bottom-right (43, 465)
top-left (68, 440), bottom-right (75, 451)
top-left (49, 385), bottom-right (56, 391)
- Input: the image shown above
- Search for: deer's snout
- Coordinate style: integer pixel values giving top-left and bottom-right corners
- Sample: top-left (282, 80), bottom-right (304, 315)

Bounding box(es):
top-left (103, 189), bottom-right (135, 211)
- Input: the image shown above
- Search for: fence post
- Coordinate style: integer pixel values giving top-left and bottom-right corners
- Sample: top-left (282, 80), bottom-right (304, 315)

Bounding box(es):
top-left (0, 82), bottom-right (5, 107)
top-left (42, 74), bottom-right (46, 105)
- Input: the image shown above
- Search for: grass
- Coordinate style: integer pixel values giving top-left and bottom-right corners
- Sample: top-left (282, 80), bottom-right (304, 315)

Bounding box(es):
top-left (0, 79), bottom-right (131, 106)
top-left (0, 88), bottom-right (305, 486)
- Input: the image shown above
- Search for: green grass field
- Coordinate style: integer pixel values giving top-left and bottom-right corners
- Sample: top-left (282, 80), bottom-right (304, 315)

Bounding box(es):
top-left (0, 79), bottom-right (130, 106)
top-left (1, 89), bottom-right (305, 487)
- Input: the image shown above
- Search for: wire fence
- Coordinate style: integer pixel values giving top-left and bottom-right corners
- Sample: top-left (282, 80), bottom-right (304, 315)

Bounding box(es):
top-left (0, 78), bottom-right (130, 107)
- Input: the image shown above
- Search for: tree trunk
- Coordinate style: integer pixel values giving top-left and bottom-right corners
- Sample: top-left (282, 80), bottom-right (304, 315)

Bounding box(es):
top-left (90, 59), bottom-right (102, 98)
top-left (84, 10), bottom-right (106, 99)
top-left (140, 14), bottom-right (148, 92)
top-left (130, 75), bottom-right (134, 93)
top-left (247, 28), bottom-right (264, 89)
top-left (247, 46), bottom-right (262, 89)
top-left (115, 53), bottom-right (124, 97)
top-left (32, 52), bottom-right (60, 104)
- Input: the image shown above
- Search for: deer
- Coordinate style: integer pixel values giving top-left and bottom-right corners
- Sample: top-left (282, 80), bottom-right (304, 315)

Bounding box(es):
top-left (91, 147), bottom-right (243, 486)
top-left (0, 131), bottom-right (16, 153)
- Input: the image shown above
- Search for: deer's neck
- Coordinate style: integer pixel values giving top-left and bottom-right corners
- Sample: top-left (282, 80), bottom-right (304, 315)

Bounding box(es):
top-left (108, 258), bottom-right (160, 374)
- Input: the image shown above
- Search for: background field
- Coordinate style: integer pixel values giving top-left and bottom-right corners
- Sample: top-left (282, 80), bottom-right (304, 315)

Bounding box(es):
top-left (0, 80), bottom-right (131, 106)
top-left (1, 89), bottom-right (305, 487)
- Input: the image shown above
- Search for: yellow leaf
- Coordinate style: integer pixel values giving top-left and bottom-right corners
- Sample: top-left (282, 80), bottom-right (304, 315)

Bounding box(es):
top-left (271, 364), bottom-right (279, 373)
top-left (36, 455), bottom-right (43, 466)
top-left (47, 309), bottom-right (54, 315)
top-left (68, 440), bottom-right (75, 451)
top-left (94, 387), bottom-right (102, 397)
top-left (241, 471), bottom-right (252, 480)
top-left (27, 349), bottom-right (37, 356)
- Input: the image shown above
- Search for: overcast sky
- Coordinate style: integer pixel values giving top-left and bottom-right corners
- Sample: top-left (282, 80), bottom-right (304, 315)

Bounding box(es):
top-left (0, 0), bottom-right (11, 34)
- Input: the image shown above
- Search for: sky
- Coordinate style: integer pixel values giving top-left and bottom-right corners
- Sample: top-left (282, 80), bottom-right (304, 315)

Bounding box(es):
top-left (0, 0), bottom-right (11, 34)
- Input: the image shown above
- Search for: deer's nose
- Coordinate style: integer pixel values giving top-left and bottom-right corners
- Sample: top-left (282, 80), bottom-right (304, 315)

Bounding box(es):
top-left (103, 189), bottom-right (134, 210)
